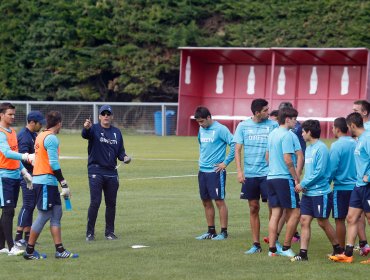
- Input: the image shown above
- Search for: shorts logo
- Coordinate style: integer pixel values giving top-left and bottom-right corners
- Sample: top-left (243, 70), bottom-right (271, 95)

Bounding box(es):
top-left (216, 189), bottom-right (219, 196)
top-left (318, 205), bottom-right (321, 214)
top-left (368, 200), bottom-right (370, 207)
top-left (92, 174), bottom-right (96, 179)
top-left (6, 200), bottom-right (11, 204)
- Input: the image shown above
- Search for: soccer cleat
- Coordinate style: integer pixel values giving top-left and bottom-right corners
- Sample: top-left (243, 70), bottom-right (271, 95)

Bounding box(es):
top-left (278, 248), bottom-right (295, 257)
top-left (211, 232), bottom-right (228, 240)
top-left (23, 250), bottom-right (47, 260)
top-left (195, 232), bottom-right (216, 240)
top-left (360, 259), bottom-right (370, 264)
top-left (360, 244), bottom-right (370, 256)
top-left (55, 250), bottom-right (79, 259)
top-left (263, 236), bottom-right (269, 244)
top-left (105, 233), bottom-right (118, 240)
top-left (329, 254), bottom-right (353, 263)
top-left (276, 241), bottom-right (282, 252)
top-left (268, 251), bottom-right (279, 257)
top-left (15, 239), bottom-right (27, 248)
top-left (244, 245), bottom-right (262, 255)
top-left (86, 234), bottom-right (95, 242)
top-left (0, 248), bottom-right (9, 254)
top-left (8, 246), bottom-right (25, 256)
top-left (290, 255), bottom-right (308, 262)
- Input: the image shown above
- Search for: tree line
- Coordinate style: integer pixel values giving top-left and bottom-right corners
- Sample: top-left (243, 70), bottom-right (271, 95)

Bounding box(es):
top-left (0, 0), bottom-right (369, 102)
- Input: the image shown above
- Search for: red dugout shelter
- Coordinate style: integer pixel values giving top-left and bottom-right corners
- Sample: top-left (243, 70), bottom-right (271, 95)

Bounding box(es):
top-left (177, 47), bottom-right (370, 137)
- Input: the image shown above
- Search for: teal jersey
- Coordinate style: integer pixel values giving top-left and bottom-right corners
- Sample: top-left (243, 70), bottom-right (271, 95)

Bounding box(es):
top-left (0, 128), bottom-right (23, 179)
top-left (329, 136), bottom-right (356, 191)
top-left (33, 134), bottom-right (60, 186)
top-left (267, 127), bottom-right (295, 180)
top-left (364, 121), bottom-right (370, 131)
top-left (198, 121), bottom-right (235, 172)
top-left (234, 118), bottom-right (278, 177)
top-left (301, 140), bottom-right (331, 196)
top-left (290, 130), bottom-right (302, 168)
top-left (354, 130), bottom-right (370, 187)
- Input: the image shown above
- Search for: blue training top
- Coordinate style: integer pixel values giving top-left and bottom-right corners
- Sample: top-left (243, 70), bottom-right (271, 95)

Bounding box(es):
top-left (354, 130), bottom-right (370, 187)
top-left (364, 121), bottom-right (370, 131)
top-left (267, 127), bottom-right (296, 180)
top-left (292, 121), bottom-right (306, 155)
top-left (234, 118), bottom-right (278, 177)
top-left (329, 136), bottom-right (356, 191)
top-left (198, 121), bottom-right (235, 172)
top-left (82, 123), bottom-right (127, 175)
top-left (33, 134), bottom-right (61, 186)
top-left (300, 140), bottom-right (331, 196)
top-left (17, 127), bottom-right (37, 174)
top-left (290, 130), bottom-right (302, 168)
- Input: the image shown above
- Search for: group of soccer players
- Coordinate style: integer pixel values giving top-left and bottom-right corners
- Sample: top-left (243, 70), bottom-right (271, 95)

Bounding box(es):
top-left (194, 98), bottom-right (370, 264)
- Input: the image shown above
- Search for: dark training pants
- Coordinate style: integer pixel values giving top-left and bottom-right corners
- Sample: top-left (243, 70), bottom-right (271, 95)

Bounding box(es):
top-left (86, 174), bottom-right (119, 236)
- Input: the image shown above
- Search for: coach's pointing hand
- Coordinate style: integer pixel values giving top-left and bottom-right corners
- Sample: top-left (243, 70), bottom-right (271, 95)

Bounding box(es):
top-left (84, 117), bottom-right (92, 129)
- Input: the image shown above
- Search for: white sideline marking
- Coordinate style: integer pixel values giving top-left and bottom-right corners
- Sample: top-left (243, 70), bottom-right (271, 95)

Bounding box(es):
top-left (60, 156), bottom-right (197, 162)
top-left (126, 172), bottom-right (237, 181)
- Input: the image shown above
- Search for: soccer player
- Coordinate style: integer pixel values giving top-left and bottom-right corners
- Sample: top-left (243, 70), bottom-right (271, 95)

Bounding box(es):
top-left (234, 99), bottom-right (278, 253)
top-left (291, 120), bottom-right (340, 262)
top-left (329, 117), bottom-right (356, 250)
top-left (353, 100), bottom-right (370, 130)
top-left (0, 102), bottom-right (33, 256)
top-left (269, 110), bottom-right (279, 122)
top-left (82, 105), bottom-right (131, 241)
top-left (14, 111), bottom-right (45, 247)
top-left (24, 111), bottom-right (78, 260)
top-left (194, 106), bottom-right (235, 240)
top-left (278, 102), bottom-right (306, 155)
top-left (266, 107), bottom-right (301, 257)
top-left (352, 99), bottom-right (370, 255)
top-left (330, 112), bottom-right (370, 264)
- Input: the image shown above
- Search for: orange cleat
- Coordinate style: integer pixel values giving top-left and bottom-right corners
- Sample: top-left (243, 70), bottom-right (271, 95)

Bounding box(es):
top-left (329, 254), bottom-right (353, 263)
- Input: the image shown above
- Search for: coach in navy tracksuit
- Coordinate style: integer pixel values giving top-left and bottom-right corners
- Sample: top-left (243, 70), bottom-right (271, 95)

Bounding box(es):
top-left (82, 105), bottom-right (131, 241)
top-left (14, 111), bottom-right (45, 246)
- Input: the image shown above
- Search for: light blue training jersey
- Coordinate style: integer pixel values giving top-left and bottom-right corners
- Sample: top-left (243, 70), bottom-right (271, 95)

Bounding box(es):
top-left (329, 136), bottom-right (356, 191)
top-left (300, 140), bottom-right (331, 196)
top-left (354, 130), bottom-right (370, 187)
top-left (234, 118), bottom-right (278, 177)
top-left (198, 121), bottom-right (235, 172)
top-left (364, 121), bottom-right (370, 131)
top-left (33, 134), bottom-right (61, 186)
top-left (290, 130), bottom-right (302, 168)
top-left (0, 128), bottom-right (24, 179)
top-left (267, 127), bottom-right (296, 180)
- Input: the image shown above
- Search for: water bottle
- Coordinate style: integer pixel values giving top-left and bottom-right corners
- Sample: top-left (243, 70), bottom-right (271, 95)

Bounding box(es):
top-left (64, 196), bottom-right (72, 211)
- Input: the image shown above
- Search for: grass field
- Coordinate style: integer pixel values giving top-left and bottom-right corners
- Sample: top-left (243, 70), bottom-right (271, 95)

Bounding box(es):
top-left (1, 135), bottom-right (368, 279)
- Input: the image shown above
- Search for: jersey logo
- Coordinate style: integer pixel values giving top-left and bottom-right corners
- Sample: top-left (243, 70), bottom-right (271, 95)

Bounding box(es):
top-left (101, 133), bottom-right (104, 136)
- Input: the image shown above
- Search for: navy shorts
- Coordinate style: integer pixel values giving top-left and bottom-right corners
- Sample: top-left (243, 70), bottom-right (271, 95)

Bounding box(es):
top-left (0, 177), bottom-right (21, 208)
top-left (332, 190), bottom-right (352, 219)
top-left (33, 184), bottom-right (61, 211)
top-left (349, 185), bottom-right (370, 213)
top-left (300, 193), bottom-right (332, 218)
top-left (240, 176), bottom-right (268, 202)
top-left (267, 178), bottom-right (300, 209)
top-left (198, 170), bottom-right (226, 200)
